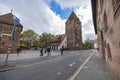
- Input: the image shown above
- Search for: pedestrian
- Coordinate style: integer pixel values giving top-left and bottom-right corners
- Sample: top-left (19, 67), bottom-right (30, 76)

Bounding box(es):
top-left (40, 48), bottom-right (43, 56)
top-left (17, 47), bottom-right (21, 56)
top-left (60, 46), bottom-right (64, 55)
top-left (47, 46), bottom-right (51, 56)
top-left (45, 48), bottom-right (47, 54)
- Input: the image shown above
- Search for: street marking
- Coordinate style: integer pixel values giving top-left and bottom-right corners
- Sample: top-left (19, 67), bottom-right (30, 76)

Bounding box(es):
top-left (21, 54), bottom-right (79, 68)
top-left (72, 62), bottom-right (75, 65)
top-left (83, 66), bottom-right (88, 69)
top-left (0, 51), bottom-right (83, 72)
top-left (69, 62), bottom-right (75, 67)
top-left (57, 72), bottom-right (61, 75)
top-left (69, 64), bottom-right (73, 67)
top-left (79, 59), bottom-right (82, 61)
top-left (67, 50), bottom-right (95, 80)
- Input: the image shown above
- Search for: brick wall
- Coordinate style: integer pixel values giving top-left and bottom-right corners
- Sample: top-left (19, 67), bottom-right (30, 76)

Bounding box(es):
top-left (0, 23), bottom-right (22, 53)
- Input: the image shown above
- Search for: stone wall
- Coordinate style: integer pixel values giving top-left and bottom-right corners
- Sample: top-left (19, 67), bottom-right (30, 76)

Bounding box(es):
top-left (66, 12), bottom-right (82, 50)
top-left (96, 0), bottom-right (120, 79)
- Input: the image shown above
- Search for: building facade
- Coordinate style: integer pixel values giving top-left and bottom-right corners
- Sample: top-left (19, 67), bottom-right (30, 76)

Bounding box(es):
top-left (93, 39), bottom-right (98, 49)
top-left (0, 13), bottom-right (23, 53)
top-left (65, 11), bottom-right (82, 50)
top-left (50, 34), bottom-right (67, 50)
top-left (91, 0), bottom-right (120, 79)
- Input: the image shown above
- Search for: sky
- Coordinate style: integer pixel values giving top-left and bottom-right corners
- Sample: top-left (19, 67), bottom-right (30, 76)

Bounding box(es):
top-left (0, 0), bottom-right (96, 41)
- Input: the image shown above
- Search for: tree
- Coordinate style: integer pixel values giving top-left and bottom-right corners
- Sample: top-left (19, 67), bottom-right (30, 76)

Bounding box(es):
top-left (20, 30), bottom-right (54, 49)
top-left (83, 38), bottom-right (94, 49)
top-left (20, 30), bottom-right (38, 49)
top-left (39, 33), bottom-right (53, 48)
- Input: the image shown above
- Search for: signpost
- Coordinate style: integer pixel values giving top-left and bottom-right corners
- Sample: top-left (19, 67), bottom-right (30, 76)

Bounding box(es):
top-left (4, 15), bottom-right (20, 65)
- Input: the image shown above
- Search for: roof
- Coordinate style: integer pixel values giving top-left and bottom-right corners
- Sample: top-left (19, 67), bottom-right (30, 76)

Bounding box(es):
top-left (50, 34), bottom-right (66, 46)
top-left (66, 11), bottom-right (81, 23)
top-left (68, 11), bottom-right (78, 20)
top-left (0, 13), bottom-right (23, 30)
top-left (91, 0), bottom-right (97, 34)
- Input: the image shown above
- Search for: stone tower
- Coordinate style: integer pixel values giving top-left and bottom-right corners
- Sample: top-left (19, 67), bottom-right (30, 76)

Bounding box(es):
top-left (65, 11), bottom-right (82, 50)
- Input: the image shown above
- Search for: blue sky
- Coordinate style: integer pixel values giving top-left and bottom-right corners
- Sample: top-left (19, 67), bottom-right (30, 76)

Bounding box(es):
top-left (0, 0), bottom-right (96, 41)
top-left (49, 0), bottom-right (72, 19)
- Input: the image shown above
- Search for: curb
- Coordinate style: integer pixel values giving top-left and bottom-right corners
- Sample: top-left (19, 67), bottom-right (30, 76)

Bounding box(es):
top-left (67, 50), bottom-right (96, 80)
top-left (0, 66), bottom-right (21, 72)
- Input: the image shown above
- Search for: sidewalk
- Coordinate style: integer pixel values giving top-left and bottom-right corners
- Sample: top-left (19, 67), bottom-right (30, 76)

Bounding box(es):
top-left (0, 50), bottom-right (60, 72)
top-left (74, 52), bottom-right (115, 80)
top-left (0, 50), bottom-right (60, 62)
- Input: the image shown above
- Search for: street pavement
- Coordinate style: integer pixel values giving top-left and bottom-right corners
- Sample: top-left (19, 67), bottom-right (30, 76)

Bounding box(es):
top-left (72, 51), bottom-right (115, 80)
top-left (0, 50), bottom-right (115, 80)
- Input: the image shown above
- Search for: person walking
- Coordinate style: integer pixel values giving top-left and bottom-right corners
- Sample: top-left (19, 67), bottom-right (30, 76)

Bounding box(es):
top-left (17, 47), bottom-right (21, 56)
top-left (40, 48), bottom-right (43, 56)
top-left (60, 46), bottom-right (64, 55)
top-left (47, 46), bottom-right (51, 56)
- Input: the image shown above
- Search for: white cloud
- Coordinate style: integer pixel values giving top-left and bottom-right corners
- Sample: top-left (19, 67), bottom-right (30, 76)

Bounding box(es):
top-left (74, 2), bottom-right (96, 41)
top-left (0, 0), bottom-right (66, 35)
top-left (54, 0), bottom-right (90, 9)
top-left (0, 0), bottom-right (96, 41)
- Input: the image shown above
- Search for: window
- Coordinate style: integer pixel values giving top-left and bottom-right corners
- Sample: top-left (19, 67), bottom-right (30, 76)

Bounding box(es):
top-left (110, 28), bottom-right (113, 35)
top-left (100, 0), bottom-right (103, 11)
top-left (103, 12), bottom-right (108, 32)
top-left (104, 40), bottom-right (106, 48)
top-left (119, 42), bottom-right (120, 48)
top-left (112, 0), bottom-right (120, 17)
top-left (107, 43), bottom-right (112, 61)
top-left (114, 0), bottom-right (120, 9)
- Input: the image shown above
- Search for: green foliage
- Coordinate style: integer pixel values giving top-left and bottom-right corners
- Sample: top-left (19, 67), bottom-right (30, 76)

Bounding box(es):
top-left (20, 29), bottom-right (39, 49)
top-left (20, 30), bottom-right (54, 49)
top-left (39, 33), bottom-right (53, 47)
top-left (83, 38), bottom-right (94, 49)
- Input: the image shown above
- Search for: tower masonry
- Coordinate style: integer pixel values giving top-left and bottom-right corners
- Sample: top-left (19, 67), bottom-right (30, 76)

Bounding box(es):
top-left (65, 11), bottom-right (82, 50)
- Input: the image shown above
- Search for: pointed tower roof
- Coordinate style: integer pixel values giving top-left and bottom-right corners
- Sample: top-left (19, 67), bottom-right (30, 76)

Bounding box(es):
top-left (68, 11), bottom-right (78, 20)
top-left (0, 13), bottom-right (23, 27)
